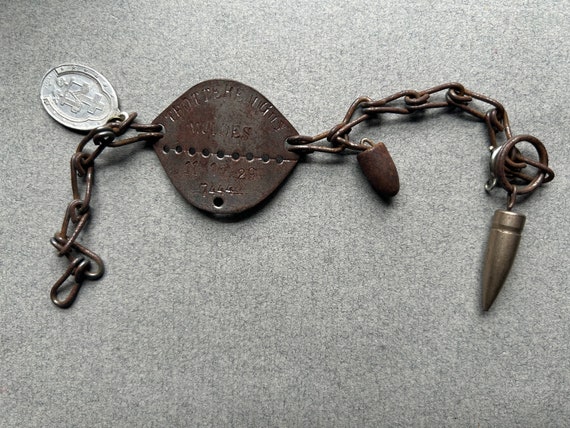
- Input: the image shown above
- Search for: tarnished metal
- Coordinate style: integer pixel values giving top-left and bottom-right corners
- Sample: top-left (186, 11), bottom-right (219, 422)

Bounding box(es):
top-left (40, 64), bottom-right (120, 131)
top-left (356, 140), bottom-right (400, 197)
top-left (286, 82), bottom-right (553, 309)
top-left (482, 210), bottom-right (526, 310)
top-left (490, 134), bottom-right (553, 197)
top-left (49, 113), bottom-right (163, 308)
top-left (44, 73), bottom-right (554, 310)
top-left (152, 79), bottom-right (299, 214)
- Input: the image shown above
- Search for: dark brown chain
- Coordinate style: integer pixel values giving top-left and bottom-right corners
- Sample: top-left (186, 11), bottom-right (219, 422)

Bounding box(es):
top-left (50, 113), bottom-right (163, 308)
top-left (287, 82), bottom-right (554, 202)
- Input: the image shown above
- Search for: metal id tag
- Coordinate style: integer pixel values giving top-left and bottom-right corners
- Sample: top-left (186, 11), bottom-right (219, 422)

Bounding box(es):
top-left (152, 79), bottom-right (300, 214)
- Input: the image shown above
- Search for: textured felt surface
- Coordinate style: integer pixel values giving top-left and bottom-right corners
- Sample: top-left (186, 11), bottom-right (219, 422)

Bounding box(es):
top-left (1, 1), bottom-right (569, 427)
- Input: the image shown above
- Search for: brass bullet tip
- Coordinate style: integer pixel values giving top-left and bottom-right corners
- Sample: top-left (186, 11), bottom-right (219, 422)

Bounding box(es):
top-left (482, 210), bottom-right (526, 311)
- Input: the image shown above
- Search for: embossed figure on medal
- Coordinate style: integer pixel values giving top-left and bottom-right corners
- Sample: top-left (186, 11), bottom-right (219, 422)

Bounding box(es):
top-left (41, 66), bottom-right (554, 311)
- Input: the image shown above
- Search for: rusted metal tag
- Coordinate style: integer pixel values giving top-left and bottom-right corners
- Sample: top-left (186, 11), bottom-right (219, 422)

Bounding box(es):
top-left (153, 79), bottom-right (299, 214)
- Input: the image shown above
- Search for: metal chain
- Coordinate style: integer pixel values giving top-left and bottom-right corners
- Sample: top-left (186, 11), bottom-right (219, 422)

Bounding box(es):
top-left (50, 113), bottom-right (163, 308)
top-left (49, 83), bottom-right (555, 309)
top-left (287, 82), bottom-right (554, 202)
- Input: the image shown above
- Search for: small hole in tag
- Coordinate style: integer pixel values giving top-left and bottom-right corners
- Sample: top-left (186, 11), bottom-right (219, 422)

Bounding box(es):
top-left (232, 152), bottom-right (240, 160)
top-left (189, 147), bottom-right (196, 155)
top-left (202, 148), bottom-right (210, 157)
top-left (163, 145), bottom-right (170, 154)
top-left (246, 152), bottom-right (254, 161)
top-left (175, 145), bottom-right (182, 154)
top-left (213, 197), bottom-right (224, 207)
top-left (217, 150), bottom-right (225, 159)
top-left (262, 154), bottom-right (270, 162)
top-left (276, 155), bottom-right (284, 164)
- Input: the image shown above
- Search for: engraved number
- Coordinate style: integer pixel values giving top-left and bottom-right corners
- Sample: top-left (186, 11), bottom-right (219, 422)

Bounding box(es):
top-left (237, 167), bottom-right (256, 180)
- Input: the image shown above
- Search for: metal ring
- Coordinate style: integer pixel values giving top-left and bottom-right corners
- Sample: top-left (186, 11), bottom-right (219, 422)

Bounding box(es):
top-left (494, 134), bottom-right (549, 195)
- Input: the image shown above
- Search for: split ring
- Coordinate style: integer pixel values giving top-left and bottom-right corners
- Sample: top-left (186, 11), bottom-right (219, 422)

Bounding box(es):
top-left (493, 134), bottom-right (552, 195)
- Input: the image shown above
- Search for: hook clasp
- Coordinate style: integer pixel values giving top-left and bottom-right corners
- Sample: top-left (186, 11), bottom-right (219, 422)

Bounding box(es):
top-left (50, 257), bottom-right (87, 309)
top-left (484, 145), bottom-right (501, 193)
top-left (49, 236), bottom-right (105, 308)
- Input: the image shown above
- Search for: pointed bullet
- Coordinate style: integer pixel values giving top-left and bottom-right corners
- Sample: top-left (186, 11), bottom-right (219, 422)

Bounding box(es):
top-left (357, 142), bottom-right (400, 197)
top-left (482, 210), bottom-right (526, 310)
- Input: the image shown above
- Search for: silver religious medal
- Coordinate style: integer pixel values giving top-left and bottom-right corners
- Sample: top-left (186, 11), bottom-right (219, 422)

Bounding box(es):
top-left (40, 64), bottom-right (120, 131)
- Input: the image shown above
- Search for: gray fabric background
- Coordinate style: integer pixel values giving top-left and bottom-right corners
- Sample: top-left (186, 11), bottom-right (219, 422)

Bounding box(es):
top-left (1, 1), bottom-right (569, 427)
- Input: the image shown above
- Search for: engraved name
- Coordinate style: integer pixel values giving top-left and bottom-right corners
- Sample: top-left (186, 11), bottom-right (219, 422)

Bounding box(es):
top-left (249, 96), bottom-right (287, 132)
top-left (164, 82), bottom-right (288, 132)
top-left (186, 121), bottom-right (252, 140)
top-left (164, 83), bottom-right (245, 122)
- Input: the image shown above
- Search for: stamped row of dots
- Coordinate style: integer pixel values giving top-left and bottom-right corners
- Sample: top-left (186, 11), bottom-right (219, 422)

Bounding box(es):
top-left (162, 144), bottom-right (285, 164)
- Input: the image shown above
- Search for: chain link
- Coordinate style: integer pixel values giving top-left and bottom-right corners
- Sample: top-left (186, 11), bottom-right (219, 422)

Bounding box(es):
top-left (287, 82), bottom-right (554, 205)
top-left (50, 113), bottom-right (163, 308)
